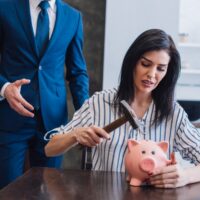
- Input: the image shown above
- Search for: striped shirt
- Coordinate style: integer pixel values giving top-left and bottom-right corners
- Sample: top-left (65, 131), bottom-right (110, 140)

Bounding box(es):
top-left (45, 88), bottom-right (200, 172)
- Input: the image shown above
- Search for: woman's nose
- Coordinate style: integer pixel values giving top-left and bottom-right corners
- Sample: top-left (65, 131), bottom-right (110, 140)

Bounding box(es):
top-left (147, 71), bottom-right (156, 79)
top-left (147, 74), bottom-right (153, 79)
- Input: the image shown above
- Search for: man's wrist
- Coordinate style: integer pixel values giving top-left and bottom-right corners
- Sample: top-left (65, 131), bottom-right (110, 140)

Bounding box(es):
top-left (1, 82), bottom-right (11, 98)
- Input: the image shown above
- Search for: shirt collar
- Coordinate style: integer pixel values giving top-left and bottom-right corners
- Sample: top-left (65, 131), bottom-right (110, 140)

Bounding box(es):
top-left (30, 0), bottom-right (56, 12)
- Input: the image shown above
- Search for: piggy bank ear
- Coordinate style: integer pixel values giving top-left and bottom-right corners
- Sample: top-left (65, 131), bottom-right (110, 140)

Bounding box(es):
top-left (127, 139), bottom-right (140, 152)
top-left (157, 141), bottom-right (169, 153)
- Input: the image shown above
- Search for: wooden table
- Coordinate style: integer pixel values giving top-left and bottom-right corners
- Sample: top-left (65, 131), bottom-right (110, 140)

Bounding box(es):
top-left (0, 167), bottom-right (199, 200)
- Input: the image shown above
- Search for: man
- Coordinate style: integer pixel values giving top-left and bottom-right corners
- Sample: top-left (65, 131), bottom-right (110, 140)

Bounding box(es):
top-left (0, 0), bottom-right (89, 188)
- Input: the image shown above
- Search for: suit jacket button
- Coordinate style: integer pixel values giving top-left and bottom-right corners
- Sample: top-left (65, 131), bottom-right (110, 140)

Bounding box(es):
top-left (39, 66), bottom-right (42, 70)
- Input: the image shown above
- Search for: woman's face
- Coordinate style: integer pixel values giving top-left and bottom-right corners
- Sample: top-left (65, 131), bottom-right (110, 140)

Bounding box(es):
top-left (133, 50), bottom-right (170, 95)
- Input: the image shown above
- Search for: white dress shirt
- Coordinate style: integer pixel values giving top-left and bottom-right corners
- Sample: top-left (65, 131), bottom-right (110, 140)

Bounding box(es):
top-left (0, 0), bottom-right (57, 99)
top-left (29, 0), bottom-right (56, 38)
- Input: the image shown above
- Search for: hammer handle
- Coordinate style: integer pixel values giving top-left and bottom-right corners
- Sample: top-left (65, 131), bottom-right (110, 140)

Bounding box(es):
top-left (103, 115), bottom-right (127, 133)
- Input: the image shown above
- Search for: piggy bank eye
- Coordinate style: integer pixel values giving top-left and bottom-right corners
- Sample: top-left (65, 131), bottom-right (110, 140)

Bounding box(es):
top-left (151, 151), bottom-right (155, 155)
top-left (141, 150), bottom-right (146, 154)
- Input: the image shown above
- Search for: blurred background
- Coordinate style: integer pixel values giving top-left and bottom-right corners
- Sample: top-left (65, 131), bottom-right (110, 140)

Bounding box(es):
top-left (63, 0), bottom-right (200, 169)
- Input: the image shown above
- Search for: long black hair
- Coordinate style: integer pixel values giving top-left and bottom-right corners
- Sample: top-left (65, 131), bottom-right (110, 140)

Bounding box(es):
top-left (114, 29), bottom-right (181, 124)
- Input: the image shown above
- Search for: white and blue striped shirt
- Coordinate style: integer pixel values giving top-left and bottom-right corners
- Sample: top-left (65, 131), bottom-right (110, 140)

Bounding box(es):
top-left (46, 88), bottom-right (200, 172)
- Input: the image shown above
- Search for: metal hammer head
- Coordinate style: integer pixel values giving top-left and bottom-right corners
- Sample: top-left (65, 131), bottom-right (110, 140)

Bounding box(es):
top-left (120, 100), bottom-right (140, 129)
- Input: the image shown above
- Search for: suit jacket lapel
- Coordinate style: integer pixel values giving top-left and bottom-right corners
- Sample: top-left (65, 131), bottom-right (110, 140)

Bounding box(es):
top-left (45, 0), bottom-right (67, 54)
top-left (14, 0), bottom-right (38, 58)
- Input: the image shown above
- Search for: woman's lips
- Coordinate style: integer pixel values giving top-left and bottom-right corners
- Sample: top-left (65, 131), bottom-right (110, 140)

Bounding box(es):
top-left (142, 80), bottom-right (154, 87)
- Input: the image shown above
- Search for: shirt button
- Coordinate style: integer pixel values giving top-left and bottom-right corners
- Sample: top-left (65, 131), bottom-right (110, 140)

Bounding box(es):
top-left (39, 65), bottom-right (42, 70)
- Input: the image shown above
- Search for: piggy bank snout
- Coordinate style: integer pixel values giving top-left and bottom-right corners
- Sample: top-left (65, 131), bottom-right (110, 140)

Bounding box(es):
top-left (139, 158), bottom-right (155, 173)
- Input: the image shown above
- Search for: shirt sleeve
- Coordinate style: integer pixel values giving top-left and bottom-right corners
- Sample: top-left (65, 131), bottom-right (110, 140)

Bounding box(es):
top-left (173, 110), bottom-right (200, 165)
top-left (44, 98), bottom-right (93, 140)
top-left (0, 82), bottom-right (11, 101)
top-left (63, 98), bottom-right (93, 132)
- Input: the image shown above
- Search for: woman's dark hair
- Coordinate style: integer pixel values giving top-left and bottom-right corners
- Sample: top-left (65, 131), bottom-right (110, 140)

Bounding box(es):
top-left (114, 29), bottom-right (181, 124)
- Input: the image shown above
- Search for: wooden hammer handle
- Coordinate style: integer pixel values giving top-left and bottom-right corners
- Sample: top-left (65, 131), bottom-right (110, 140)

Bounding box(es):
top-left (103, 115), bottom-right (127, 133)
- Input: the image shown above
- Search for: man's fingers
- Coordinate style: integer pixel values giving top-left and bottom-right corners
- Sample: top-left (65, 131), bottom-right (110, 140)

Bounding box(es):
top-left (16, 103), bottom-right (34, 117)
top-left (18, 93), bottom-right (34, 111)
top-left (4, 79), bottom-right (34, 117)
top-left (14, 79), bottom-right (30, 87)
top-left (11, 100), bottom-right (34, 117)
top-left (9, 94), bottom-right (34, 117)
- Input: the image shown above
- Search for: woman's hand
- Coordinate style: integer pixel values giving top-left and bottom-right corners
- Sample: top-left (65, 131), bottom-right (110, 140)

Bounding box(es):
top-left (149, 164), bottom-right (189, 188)
top-left (45, 126), bottom-right (110, 157)
top-left (73, 126), bottom-right (110, 147)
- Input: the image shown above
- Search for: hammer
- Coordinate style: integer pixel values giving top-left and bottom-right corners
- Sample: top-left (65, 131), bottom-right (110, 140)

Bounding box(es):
top-left (103, 100), bottom-right (140, 133)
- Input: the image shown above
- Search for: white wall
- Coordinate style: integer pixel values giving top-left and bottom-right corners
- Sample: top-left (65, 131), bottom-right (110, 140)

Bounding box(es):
top-left (179, 0), bottom-right (200, 43)
top-left (176, 0), bottom-right (200, 100)
top-left (103, 0), bottom-right (180, 89)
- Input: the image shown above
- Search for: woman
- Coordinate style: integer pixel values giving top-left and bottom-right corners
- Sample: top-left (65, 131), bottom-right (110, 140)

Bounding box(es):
top-left (45, 29), bottom-right (200, 188)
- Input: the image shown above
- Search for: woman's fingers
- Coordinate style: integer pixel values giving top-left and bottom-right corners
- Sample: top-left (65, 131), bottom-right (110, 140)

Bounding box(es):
top-left (149, 164), bottom-right (188, 188)
top-left (152, 164), bottom-right (178, 176)
top-left (74, 126), bottom-right (110, 147)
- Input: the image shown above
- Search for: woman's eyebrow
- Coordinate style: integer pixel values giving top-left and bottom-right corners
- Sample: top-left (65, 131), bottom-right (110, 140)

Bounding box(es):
top-left (141, 56), bottom-right (152, 63)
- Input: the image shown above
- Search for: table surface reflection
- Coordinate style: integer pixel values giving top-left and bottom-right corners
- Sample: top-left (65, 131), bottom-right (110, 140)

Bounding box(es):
top-left (0, 167), bottom-right (199, 200)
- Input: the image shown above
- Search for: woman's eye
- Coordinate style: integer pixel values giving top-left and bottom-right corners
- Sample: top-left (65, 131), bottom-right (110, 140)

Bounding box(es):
top-left (157, 67), bottom-right (166, 72)
top-left (142, 62), bottom-right (150, 67)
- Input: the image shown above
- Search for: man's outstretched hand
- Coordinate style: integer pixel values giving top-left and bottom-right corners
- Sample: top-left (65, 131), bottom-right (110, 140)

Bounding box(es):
top-left (4, 79), bottom-right (34, 117)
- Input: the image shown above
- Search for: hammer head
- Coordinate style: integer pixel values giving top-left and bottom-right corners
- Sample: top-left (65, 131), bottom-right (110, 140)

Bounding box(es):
top-left (120, 100), bottom-right (140, 129)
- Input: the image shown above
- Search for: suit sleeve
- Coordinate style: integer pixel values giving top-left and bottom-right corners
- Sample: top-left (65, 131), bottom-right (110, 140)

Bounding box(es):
top-left (0, 11), bottom-right (9, 90)
top-left (65, 12), bottom-right (89, 110)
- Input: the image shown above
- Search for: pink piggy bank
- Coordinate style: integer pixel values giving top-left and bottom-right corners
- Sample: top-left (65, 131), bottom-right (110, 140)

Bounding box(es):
top-left (125, 139), bottom-right (172, 186)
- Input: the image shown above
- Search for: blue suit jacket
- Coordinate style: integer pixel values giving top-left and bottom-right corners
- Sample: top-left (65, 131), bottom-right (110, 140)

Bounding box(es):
top-left (0, 0), bottom-right (89, 132)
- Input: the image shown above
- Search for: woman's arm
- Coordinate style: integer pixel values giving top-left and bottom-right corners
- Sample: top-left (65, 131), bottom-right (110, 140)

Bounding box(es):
top-left (45, 126), bottom-right (110, 157)
top-left (45, 131), bottom-right (77, 157)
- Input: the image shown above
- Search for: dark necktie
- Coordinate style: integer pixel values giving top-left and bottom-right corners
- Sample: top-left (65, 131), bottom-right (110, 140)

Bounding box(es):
top-left (35, 1), bottom-right (50, 58)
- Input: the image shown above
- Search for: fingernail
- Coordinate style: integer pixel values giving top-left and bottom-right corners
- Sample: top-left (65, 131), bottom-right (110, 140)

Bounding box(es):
top-left (148, 172), bottom-right (153, 176)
